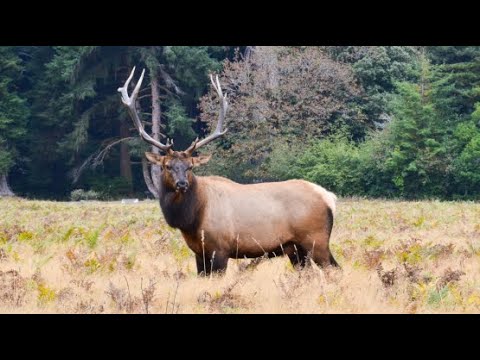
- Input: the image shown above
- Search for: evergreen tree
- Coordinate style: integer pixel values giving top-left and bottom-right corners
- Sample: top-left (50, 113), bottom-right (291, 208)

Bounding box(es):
top-left (367, 56), bottom-right (447, 198)
top-left (427, 46), bottom-right (480, 65)
top-left (2, 46), bottom-right (479, 200)
top-left (324, 46), bottom-right (421, 133)
top-left (451, 102), bottom-right (480, 198)
top-left (20, 46), bottom-right (224, 199)
top-left (0, 46), bottom-right (29, 196)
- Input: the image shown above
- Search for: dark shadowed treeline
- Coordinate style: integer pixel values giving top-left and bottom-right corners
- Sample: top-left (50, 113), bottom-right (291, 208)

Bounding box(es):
top-left (1, 46), bottom-right (479, 200)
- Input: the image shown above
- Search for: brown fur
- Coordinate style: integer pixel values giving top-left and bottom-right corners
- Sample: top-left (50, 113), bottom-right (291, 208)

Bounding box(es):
top-left (146, 151), bottom-right (339, 276)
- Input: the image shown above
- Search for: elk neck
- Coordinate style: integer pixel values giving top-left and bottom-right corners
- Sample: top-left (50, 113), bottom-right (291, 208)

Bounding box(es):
top-left (158, 174), bottom-right (205, 234)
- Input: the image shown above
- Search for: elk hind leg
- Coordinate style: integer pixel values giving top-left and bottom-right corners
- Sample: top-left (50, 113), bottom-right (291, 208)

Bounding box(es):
top-left (307, 237), bottom-right (339, 268)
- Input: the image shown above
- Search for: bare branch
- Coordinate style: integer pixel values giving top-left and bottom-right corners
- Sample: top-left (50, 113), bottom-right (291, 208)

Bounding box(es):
top-left (159, 65), bottom-right (185, 96)
top-left (70, 137), bottom-right (134, 184)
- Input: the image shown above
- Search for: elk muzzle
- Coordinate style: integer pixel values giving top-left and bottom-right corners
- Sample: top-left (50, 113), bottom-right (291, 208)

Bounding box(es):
top-left (176, 180), bottom-right (189, 193)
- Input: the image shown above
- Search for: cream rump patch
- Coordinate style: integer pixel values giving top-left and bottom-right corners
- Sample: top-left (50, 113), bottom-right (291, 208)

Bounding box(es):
top-left (308, 183), bottom-right (337, 214)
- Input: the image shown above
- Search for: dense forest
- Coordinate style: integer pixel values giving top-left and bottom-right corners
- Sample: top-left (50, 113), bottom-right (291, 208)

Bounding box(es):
top-left (0, 46), bottom-right (479, 200)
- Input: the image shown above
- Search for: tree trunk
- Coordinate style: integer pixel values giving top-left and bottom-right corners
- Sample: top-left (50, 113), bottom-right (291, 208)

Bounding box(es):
top-left (150, 76), bottom-right (162, 193)
top-left (119, 120), bottom-right (133, 195)
top-left (141, 76), bottom-right (163, 199)
top-left (142, 158), bottom-right (159, 198)
top-left (258, 46), bottom-right (278, 90)
top-left (244, 46), bottom-right (255, 61)
top-left (0, 174), bottom-right (15, 197)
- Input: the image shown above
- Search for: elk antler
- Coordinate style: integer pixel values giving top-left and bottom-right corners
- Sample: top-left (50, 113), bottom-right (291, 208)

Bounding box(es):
top-left (118, 67), bottom-right (173, 153)
top-left (185, 74), bottom-right (228, 155)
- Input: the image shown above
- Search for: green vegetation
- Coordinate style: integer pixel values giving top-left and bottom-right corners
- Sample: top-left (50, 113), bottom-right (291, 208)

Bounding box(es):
top-left (1, 46), bottom-right (479, 200)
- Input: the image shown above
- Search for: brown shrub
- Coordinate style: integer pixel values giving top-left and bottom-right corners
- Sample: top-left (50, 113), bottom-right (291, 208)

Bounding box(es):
top-left (0, 270), bottom-right (27, 306)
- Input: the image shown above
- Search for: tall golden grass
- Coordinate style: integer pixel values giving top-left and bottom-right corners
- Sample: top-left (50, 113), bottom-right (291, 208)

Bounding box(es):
top-left (1, 197), bottom-right (479, 313)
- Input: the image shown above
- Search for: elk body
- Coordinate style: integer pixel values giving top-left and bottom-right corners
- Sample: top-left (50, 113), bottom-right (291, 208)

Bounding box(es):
top-left (118, 68), bottom-right (339, 275)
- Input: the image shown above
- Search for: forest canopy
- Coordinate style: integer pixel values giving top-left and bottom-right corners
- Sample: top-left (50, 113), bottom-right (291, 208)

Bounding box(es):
top-left (1, 46), bottom-right (479, 200)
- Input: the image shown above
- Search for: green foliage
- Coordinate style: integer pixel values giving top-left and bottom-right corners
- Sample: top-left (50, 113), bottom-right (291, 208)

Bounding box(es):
top-left (299, 138), bottom-right (362, 195)
top-left (0, 47), bottom-right (29, 176)
top-left (351, 46), bottom-right (420, 91)
top-left (267, 133), bottom-right (394, 198)
top-left (70, 189), bottom-right (102, 201)
top-left (427, 46), bottom-right (480, 65)
top-left (165, 99), bottom-right (197, 142)
top-left (124, 253), bottom-right (136, 270)
top-left (281, 136), bottom-right (363, 196)
top-left (37, 283), bottom-right (56, 304)
top-left (86, 175), bottom-right (132, 200)
top-left (169, 237), bottom-right (192, 264)
top-left (267, 141), bottom-right (304, 181)
top-left (427, 286), bottom-right (450, 307)
top-left (197, 152), bottom-right (257, 184)
top-left (2, 46), bottom-right (480, 200)
top-left (200, 46), bottom-right (365, 183)
top-left (17, 231), bottom-right (34, 242)
top-left (325, 46), bottom-right (421, 130)
top-left (8, 45), bottom-right (226, 198)
top-left (430, 55), bottom-right (480, 126)
top-left (0, 139), bottom-right (13, 174)
top-left (381, 81), bottom-right (447, 198)
top-left (84, 258), bottom-right (101, 273)
top-left (163, 46), bottom-right (222, 99)
top-left (86, 229), bottom-right (100, 248)
top-left (263, 60), bottom-right (476, 199)
top-left (200, 47), bottom-right (480, 200)
top-left (453, 131), bottom-right (480, 197)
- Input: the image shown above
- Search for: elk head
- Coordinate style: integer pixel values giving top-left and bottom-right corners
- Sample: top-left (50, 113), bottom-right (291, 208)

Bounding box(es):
top-left (143, 151), bottom-right (211, 193)
top-left (118, 67), bottom-right (228, 193)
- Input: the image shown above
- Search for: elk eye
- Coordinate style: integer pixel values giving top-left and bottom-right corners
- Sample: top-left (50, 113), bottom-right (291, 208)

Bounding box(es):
top-left (165, 164), bottom-right (172, 170)
top-left (187, 165), bottom-right (193, 171)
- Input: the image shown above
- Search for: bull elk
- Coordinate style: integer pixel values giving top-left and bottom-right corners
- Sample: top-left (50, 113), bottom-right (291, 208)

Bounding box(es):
top-left (118, 67), bottom-right (339, 275)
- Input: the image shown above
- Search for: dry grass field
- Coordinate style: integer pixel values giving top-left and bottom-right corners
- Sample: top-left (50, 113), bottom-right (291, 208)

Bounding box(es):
top-left (1, 196), bottom-right (479, 314)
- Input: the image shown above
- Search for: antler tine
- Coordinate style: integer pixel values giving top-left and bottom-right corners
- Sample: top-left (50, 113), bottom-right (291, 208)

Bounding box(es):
top-left (131, 67), bottom-right (145, 102)
top-left (185, 74), bottom-right (229, 154)
top-left (184, 137), bottom-right (199, 155)
top-left (118, 66), bottom-right (136, 106)
top-left (215, 75), bottom-right (223, 97)
top-left (118, 67), bottom-right (172, 153)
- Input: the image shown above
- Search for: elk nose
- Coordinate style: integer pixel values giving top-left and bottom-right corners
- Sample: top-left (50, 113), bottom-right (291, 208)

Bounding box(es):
top-left (176, 180), bottom-right (189, 191)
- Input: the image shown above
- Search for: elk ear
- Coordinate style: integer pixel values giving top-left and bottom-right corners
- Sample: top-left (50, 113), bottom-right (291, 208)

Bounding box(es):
top-left (192, 154), bottom-right (212, 167)
top-left (145, 152), bottom-right (165, 165)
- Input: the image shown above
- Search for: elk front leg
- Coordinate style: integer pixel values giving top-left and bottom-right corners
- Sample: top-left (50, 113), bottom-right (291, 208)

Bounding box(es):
top-left (195, 252), bottom-right (229, 276)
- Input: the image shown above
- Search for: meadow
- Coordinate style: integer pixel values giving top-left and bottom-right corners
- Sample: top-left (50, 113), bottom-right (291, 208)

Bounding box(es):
top-left (1, 196), bottom-right (479, 314)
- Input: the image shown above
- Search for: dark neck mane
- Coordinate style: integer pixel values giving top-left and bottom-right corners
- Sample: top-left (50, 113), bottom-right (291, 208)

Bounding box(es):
top-left (158, 175), bottom-right (203, 234)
